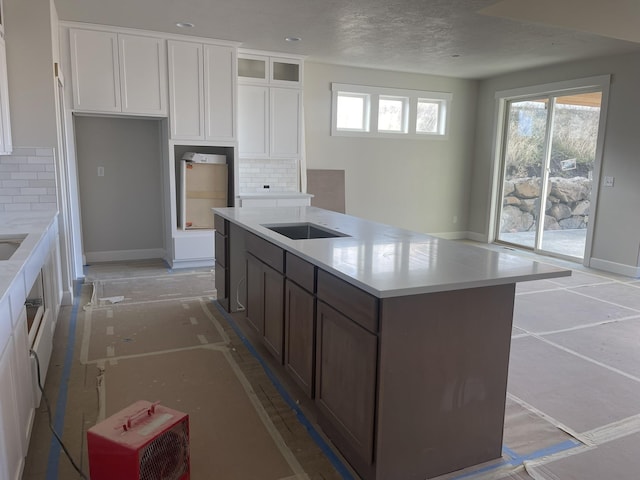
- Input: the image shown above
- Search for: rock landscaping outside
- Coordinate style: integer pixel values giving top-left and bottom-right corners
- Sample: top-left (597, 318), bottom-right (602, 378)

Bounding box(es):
top-left (500, 176), bottom-right (591, 233)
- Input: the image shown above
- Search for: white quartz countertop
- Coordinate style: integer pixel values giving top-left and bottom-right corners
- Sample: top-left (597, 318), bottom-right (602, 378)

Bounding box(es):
top-left (0, 211), bottom-right (58, 306)
top-left (214, 206), bottom-right (571, 298)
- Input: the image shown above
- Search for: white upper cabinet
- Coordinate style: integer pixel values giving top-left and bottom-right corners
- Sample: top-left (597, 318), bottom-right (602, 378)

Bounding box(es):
top-left (237, 52), bottom-right (302, 159)
top-left (238, 85), bottom-right (268, 157)
top-left (270, 87), bottom-right (301, 157)
top-left (168, 40), bottom-right (204, 139)
top-left (69, 28), bottom-right (167, 116)
top-left (118, 34), bottom-right (167, 115)
top-left (0, 34), bottom-right (12, 155)
top-left (168, 40), bottom-right (236, 142)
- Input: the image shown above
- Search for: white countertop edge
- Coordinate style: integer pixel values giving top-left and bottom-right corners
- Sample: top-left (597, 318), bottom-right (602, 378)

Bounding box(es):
top-left (214, 207), bottom-right (571, 299)
top-left (238, 192), bottom-right (314, 199)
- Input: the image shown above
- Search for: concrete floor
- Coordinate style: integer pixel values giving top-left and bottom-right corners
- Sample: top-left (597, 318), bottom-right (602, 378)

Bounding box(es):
top-left (21, 248), bottom-right (640, 480)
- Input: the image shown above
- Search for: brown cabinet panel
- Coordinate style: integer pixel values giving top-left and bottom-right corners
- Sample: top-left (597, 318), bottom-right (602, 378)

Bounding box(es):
top-left (285, 252), bottom-right (315, 292)
top-left (214, 214), bottom-right (227, 234)
top-left (317, 270), bottom-right (378, 333)
top-left (284, 280), bottom-right (315, 396)
top-left (246, 253), bottom-right (264, 334)
top-left (316, 300), bottom-right (377, 469)
top-left (246, 232), bottom-right (284, 273)
top-left (214, 230), bottom-right (227, 267)
top-left (263, 264), bottom-right (284, 362)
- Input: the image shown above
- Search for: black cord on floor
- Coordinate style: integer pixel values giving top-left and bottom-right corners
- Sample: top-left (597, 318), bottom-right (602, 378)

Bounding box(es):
top-left (30, 349), bottom-right (89, 480)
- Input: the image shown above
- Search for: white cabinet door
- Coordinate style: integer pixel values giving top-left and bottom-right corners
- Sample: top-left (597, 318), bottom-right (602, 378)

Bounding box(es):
top-left (0, 35), bottom-right (12, 155)
top-left (238, 85), bottom-right (268, 157)
top-left (12, 308), bottom-right (33, 456)
top-left (270, 87), bottom-right (300, 158)
top-left (204, 44), bottom-right (236, 141)
top-left (69, 29), bottom-right (121, 112)
top-left (0, 340), bottom-right (22, 480)
top-left (118, 34), bottom-right (167, 115)
top-left (168, 40), bottom-right (204, 140)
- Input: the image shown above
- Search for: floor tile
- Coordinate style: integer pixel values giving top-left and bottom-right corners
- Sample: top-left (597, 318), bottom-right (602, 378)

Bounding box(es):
top-left (513, 289), bottom-right (637, 333)
top-left (508, 336), bottom-right (640, 433)
top-left (547, 270), bottom-right (613, 288)
top-left (516, 279), bottom-right (559, 294)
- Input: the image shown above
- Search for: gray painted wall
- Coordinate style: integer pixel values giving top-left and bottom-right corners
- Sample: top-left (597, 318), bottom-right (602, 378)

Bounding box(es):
top-left (5, 0), bottom-right (57, 148)
top-left (304, 62), bottom-right (478, 235)
top-left (75, 116), bottom-right (164, 255)
top-left (470, 51), bottom-right (640, 271)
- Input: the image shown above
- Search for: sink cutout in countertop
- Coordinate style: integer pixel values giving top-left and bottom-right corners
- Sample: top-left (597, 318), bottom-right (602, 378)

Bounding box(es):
top-left (0, 234), bottom-right (27, 261)
top-left (262, 223), bottom-right (349, 240)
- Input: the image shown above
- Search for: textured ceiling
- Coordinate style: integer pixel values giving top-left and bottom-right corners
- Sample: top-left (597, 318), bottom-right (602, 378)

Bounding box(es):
top-left (53, 0), bottom-right (640, 79)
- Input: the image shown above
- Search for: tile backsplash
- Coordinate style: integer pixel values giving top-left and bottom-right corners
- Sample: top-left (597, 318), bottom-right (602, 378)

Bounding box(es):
top-left (0, 147), bottom-right (57, 212)
top-left (238, 158), bottom-right (298, 192)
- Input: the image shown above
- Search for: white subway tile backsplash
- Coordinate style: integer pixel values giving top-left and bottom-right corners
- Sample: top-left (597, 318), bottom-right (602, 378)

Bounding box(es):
top-left (239, 158), bottom-right (298, 193)
top-left (0, 148), bottom-right (57, 211)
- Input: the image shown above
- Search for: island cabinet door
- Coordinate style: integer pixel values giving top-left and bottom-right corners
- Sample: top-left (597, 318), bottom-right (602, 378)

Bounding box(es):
top-left (246, 253), bottom-right (265, 334)
top-left (284, 279), bottom-right (315, 397)
top-left (262, 264), bottom-right (284, 362)
top-left (315, 300), bottom-right (377, 478)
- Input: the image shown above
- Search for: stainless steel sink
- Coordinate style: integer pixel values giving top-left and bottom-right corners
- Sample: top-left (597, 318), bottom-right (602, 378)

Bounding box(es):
top-left (262, 223), bottom-right (349, 240)
top-left (0, 234), bottom-right (26, 260)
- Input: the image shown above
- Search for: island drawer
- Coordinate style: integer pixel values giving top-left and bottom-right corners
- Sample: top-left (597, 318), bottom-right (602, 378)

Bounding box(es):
top-left (317, 270), bottom-right (378, 333)
top-left (286, 253), bottom-right (315, 292)
top-left (214, 214), bottom-right (227, 234)
top-left (246, 233), bottom-right (284, 273)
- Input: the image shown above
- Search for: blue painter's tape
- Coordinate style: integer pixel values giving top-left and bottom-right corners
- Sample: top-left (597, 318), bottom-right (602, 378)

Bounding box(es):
top-left (46, 280), bottom-right (83, 480)
top-left (213, 301), bottom-right (355, 480)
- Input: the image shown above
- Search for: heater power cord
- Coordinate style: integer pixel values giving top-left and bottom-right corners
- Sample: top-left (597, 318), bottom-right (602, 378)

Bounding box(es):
top-left (30, 348), bottom-right (89, 480)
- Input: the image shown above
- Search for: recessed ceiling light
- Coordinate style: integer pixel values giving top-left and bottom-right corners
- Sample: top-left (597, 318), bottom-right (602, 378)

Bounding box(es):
top-left (285, 36), bottom-right (301, 42)
top-left (176, 22), bottom-right (194, 28)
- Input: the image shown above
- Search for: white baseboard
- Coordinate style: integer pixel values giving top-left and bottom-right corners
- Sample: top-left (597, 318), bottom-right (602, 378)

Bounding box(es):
top-left (85, 248), bottom-right (166, 263)
top-left (428, 231), bottom-right (471, 240)
top-left (466, 231), bottom-right (488, 243)
top-left (589, 257), bottom-right (640, 278)
top-left (169, 258), bottom-right (215, 269)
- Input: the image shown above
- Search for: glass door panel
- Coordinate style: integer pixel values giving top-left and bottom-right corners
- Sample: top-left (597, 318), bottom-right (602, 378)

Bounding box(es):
top-left (497, 98), bottom-right (549, 249)
top-left (539, 92), bottom-right (601, 258)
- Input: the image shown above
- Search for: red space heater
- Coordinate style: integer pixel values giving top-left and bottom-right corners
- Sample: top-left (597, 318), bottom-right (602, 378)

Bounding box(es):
top-left (87, 400), bottom-right (190, 480)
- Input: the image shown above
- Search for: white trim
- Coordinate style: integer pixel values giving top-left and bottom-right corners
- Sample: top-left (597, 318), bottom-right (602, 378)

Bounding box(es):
top-left (494, 75), bottom-right (611, 100)
top-left (466, 231), bottom-right (489, 243)
top-left (589, 257), bottom-right (640, 278)
top-left (427, 231), bottom-right (472, 240)
top-left (85, 248), bottom-right (166, 263)
top-left (169, 258), bottom-right (215, 269)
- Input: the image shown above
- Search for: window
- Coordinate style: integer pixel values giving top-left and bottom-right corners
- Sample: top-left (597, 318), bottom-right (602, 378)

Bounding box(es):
top-left (336, 92), bottom-right (370, 132)
top-left (332, 83), bottom-right (451, 138)
top-left (378, 96), bottom-right (408, 133)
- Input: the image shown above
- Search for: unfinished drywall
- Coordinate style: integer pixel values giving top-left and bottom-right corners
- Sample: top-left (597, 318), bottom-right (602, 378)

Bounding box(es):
top-left (75, 116), bottom-right (164, 261)
top-left (470, 51), bottom-right (640, 275)
top-left (303, 62), bottom-right (478, 236)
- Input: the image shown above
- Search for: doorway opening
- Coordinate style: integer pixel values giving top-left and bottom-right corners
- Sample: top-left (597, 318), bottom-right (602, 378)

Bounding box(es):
top-left (494, 79), bottom-right (609, 262)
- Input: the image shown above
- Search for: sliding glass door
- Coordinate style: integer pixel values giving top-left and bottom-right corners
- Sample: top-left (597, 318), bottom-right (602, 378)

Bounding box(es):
top-left (497, 91), bottom-right (602, 260)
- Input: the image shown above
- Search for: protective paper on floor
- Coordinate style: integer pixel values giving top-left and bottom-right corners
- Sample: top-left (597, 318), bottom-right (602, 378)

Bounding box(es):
top-left (83, 298), bottom-right (225, 362)
top-left (527, 431), bottom-right (640, 480)
top-left (91, 271), bottom-right (216, 306)
top-left (102, 348), bottom-right (301, 480)
top-left (508, 336), bottom-right (640, 433)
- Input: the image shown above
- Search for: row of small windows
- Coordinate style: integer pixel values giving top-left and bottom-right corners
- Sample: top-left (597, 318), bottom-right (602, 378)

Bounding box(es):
top-left (331, 83), bottom-right (451, 138)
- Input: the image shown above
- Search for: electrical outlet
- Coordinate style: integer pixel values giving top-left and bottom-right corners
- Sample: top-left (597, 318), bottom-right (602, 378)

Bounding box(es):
top-left (603, 176), bottom-right (614, 187)
top-left (97, 166), bottom-right (104, 177)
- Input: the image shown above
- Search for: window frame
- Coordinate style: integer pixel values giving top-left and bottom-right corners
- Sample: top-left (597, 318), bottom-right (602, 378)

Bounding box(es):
top-left (331, 83), bottom-right (452, 139)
